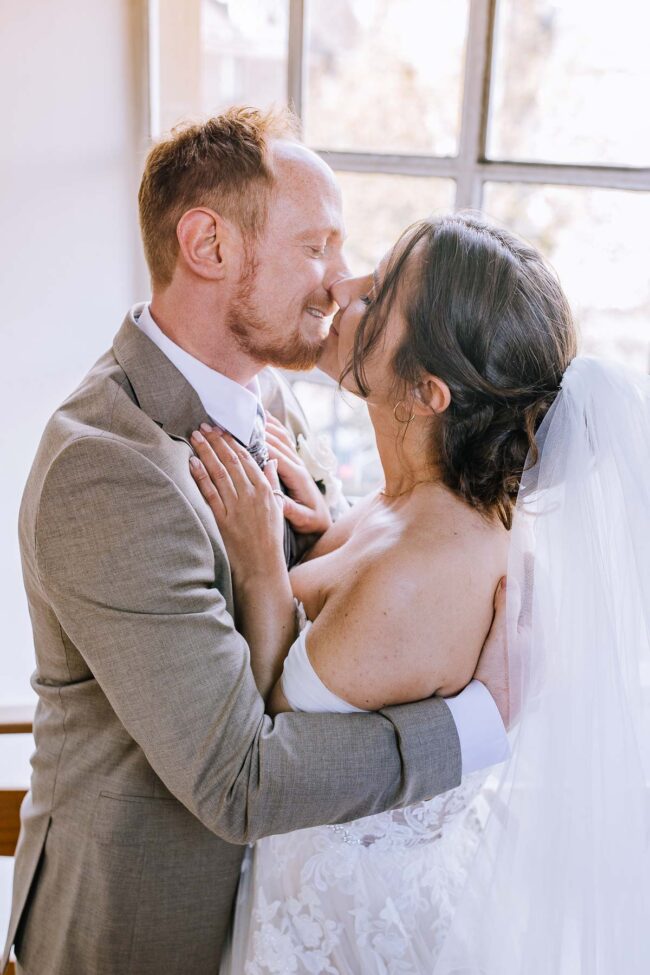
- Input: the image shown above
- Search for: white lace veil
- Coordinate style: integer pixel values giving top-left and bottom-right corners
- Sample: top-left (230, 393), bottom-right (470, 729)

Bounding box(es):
top-left (434, 355), bottom-right (650, 974)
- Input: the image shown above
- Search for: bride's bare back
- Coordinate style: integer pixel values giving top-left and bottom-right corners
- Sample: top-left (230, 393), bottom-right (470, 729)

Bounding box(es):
top-left (277, 482), bottom-right (509, 713)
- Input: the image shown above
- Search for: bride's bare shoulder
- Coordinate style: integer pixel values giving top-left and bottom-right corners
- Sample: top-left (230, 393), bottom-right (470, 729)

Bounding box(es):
top-left (298, 491), bottom-right (379, 563)
top-left (306, 505), bottom-right (508, 710)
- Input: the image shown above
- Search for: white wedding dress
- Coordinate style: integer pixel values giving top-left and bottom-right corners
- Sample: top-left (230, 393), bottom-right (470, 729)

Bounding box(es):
top-left (219, 607), bottom-right (492, 975)
top-left (221, 356), bottom-right (650, 974)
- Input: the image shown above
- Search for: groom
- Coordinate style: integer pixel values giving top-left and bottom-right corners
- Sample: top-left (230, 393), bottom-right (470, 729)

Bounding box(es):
top-left (3, 107), bottom-right (510, 975)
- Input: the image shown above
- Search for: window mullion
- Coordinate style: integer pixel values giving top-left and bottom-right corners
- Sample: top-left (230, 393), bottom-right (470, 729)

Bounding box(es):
top-left (288, 0), bottom-right (306, 122)
top-left (315, 151), bottom-right (458, 179)
top-left (455, 0), bottom-right (496, 210)
top-left (479, 160), bottom-right (650, 192)
top-left (146, 0), bottom-right (161, 140)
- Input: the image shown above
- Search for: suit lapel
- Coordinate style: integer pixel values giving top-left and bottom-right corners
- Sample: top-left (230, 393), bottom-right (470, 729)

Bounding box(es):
top-left (112, 313), bottom-right (303, 568)
top-left (112, 315), bottom-right (210, 445)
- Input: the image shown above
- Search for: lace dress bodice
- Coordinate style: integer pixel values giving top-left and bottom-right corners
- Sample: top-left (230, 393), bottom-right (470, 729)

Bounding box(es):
top-left (220, 606), bottom-right (490, 975)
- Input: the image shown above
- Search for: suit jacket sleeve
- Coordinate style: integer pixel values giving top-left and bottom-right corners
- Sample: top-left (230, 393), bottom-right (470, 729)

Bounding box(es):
top-left (33, 434), bottom-right (461, 844)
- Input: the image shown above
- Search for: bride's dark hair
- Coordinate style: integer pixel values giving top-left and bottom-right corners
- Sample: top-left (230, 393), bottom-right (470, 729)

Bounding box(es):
top-left (343, 213), bottom-right (578, 529)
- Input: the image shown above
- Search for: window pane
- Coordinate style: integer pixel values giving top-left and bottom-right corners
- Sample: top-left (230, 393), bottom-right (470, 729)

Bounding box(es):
top-left (483, 183), bottom-right (650, 372)
top-left (289, 377), bottom-right (383, 496)
top-left (488, 0), bottom-right (650, 166)
top-left (305, 0), bottom-right (469, 155)
top-left (201, 0), bottom-right (288, 115)
top-left (338, 172), bottom-right (456, 274)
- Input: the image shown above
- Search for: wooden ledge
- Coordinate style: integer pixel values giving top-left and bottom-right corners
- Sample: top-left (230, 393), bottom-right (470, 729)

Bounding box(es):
top-left (0, 705), bottom-right (35, 735)
top-left (0, 789), bottom-right (26, 856)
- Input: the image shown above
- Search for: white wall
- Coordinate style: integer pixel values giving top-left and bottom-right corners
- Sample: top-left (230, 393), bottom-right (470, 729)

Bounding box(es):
top-left (1, 0), bottom-right (152, 940)
top-left (0, 0), bottom-right (150, 710)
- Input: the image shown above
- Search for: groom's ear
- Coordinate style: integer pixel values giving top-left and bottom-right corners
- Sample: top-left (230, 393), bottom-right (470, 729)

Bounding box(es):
top-left (412, 375), bottom-right (451, 416)
top-left (176, 207), bottom-right (237, 281)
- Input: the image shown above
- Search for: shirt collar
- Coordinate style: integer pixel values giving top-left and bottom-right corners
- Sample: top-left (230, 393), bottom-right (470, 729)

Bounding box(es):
top-left (132, 302), bottom-right (261, 445)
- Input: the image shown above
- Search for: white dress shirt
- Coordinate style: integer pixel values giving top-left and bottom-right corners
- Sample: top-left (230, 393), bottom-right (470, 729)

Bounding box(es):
top-left (445, 680), bottom-right (510, 773)
top-left (132, 302), bottom-right (510, 776)
top-left (133, 302), bottom-right (260, 443)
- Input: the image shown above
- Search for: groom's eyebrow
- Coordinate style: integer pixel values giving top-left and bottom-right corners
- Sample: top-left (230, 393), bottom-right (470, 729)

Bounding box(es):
top-left (298, 225), bottom-right (345, 242)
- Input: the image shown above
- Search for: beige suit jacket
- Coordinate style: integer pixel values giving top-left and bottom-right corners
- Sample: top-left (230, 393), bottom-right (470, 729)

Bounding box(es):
top-left (3, 313), bottom-right (460, 975)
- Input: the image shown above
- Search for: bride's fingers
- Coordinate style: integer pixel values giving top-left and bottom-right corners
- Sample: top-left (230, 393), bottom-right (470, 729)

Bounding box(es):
top-left (261, 449), bottom-right (309, 528)
top-left (280, 495), bottom-right (318, 532)
top-left (263, 459), bottom-right (286, 511)
top-left (264, 414), bottom-right (299, 454)
top-left (189, 455), bottom-right (228, 520)
top-left (265, 431), bottom-right (299, 465)
top-left (190, 431), bottom-right (238, 508)
top-left (266, 442), bottom-right (302, 480)
top-left (200, 428), bottom-right (259, 493)
top-left (218, 431), bottom-right (268, 488)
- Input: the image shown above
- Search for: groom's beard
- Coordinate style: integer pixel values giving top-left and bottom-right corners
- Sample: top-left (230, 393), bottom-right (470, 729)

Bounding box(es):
top-left (228, 266), bottom-right (330, 372)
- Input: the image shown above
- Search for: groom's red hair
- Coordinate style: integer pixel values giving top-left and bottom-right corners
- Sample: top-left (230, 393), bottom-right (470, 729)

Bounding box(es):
top-left (138, 105), bottom-right (300, 288)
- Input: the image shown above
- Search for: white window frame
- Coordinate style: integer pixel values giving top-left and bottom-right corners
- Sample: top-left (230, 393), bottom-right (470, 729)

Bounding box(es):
top-left (288, 0), bottom-right (650, 204)
top-left (146, 0), bottom-right (650, 199)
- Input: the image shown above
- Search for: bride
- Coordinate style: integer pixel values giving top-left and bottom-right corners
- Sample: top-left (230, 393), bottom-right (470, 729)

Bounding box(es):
top-left (190, 212), bottom-right (650, 973)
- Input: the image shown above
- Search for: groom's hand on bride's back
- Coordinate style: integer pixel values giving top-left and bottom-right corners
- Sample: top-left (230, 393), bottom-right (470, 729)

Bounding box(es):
top-left (474, 577), bottom-right (523, 731)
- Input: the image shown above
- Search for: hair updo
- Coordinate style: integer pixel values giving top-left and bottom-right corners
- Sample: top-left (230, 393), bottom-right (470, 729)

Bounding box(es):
top-left (345, 213), bottom-right (578, 529)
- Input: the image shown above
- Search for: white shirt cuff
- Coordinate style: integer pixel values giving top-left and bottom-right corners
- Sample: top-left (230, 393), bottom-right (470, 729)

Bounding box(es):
top-left (445, 679), bottom-right (510, 776)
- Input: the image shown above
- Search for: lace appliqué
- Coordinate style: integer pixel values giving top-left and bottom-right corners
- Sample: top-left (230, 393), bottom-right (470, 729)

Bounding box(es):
top-left (243, 773), bottom-right (490, 974)
top-left (236, 602), bottom-right (490, 974)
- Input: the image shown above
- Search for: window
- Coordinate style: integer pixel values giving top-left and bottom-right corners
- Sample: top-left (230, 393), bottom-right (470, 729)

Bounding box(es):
top-left (154, 0), bottom-right (650, 494)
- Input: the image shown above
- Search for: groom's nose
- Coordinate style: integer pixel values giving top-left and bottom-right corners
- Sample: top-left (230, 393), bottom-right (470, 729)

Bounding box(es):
top-left (329, 274), bottom-right (360, 310)
top-left (323, 252), bottom-right (352, 298)
top-left (329, 276), bottom-right (351, 310)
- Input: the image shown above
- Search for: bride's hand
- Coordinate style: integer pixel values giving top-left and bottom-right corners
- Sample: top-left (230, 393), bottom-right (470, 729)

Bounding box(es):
top-left (264, 412), bottom-right (332, 536)
top-left (189, 426), bottom-right (286, 581)
top-left (474, 576), bottom-right (525, 730)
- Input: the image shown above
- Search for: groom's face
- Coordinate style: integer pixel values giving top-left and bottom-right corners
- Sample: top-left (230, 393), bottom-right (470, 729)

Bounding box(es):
top-left (227, 143), bottom-right (349, 371)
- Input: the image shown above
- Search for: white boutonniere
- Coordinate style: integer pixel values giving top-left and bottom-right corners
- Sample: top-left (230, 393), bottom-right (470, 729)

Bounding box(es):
top-left (295, 432), bottom-right (349, 519)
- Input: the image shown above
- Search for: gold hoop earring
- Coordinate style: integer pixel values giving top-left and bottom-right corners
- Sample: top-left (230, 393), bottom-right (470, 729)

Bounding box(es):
top-left (393, 400), bottom-right (414, 423)
top-left (393, 399), bottom-right (415, 435)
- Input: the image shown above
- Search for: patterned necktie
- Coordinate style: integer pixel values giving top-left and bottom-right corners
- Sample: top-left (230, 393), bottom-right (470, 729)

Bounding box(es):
top-left (247, 404), bottom-right (270, 469)
top-left (245, 404), bottom-right (297, 568)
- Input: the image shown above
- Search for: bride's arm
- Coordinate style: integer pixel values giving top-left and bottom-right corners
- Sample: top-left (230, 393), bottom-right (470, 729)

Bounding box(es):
top-left (189, 424), bottom-right (380, 702)
top-left (189, 429), bottom-right (296, 699)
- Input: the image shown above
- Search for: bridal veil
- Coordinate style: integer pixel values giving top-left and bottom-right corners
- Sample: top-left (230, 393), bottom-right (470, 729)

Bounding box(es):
top-left (435, 355), bottom-right (650, 973)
